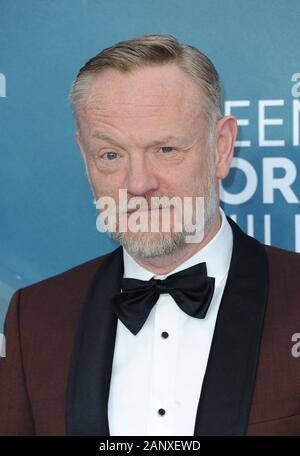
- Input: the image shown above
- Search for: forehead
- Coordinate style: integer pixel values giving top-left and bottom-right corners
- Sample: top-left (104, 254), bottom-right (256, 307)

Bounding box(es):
top-left (83, 64), bottom-right (202, 112)
top-left (78, 64), bottom-right (205, 140)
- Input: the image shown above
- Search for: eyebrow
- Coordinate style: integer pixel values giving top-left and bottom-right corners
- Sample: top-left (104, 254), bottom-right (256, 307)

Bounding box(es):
top-left (92, 131), bottom-right (180, 148)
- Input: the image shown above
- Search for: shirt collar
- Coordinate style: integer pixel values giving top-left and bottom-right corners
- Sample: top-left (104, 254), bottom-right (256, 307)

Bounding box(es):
top-left (123, 207), bottom-right (233, 286)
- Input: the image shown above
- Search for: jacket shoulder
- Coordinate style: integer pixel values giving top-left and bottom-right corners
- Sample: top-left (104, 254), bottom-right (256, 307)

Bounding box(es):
top-left (264, 244), bottom-right (300, 291)
top-left (263, 243), bottom-right (300, 315)
top-left (11, 248), bottom-right (120, 321)
top-left (22, 250), bottom-right (115, 296)
top-left (264, 243), bottom-right (300, 268)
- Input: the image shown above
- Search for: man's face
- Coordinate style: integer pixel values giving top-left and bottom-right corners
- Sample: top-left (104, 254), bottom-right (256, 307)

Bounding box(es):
top-left (75, 63), bottom-right (220, 257)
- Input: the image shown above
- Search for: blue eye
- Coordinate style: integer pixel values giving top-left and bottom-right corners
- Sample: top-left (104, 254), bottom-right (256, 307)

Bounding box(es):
top-left (105, 151), bottom-right (118, 160)
top-left (161, 146), bottom-right (174, 153)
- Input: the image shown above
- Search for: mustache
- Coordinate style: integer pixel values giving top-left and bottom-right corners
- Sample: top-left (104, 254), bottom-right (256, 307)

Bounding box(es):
top-left (94, 191), bottom-right (203, 215)
top-left (118, 194), bottom-right (179, 214)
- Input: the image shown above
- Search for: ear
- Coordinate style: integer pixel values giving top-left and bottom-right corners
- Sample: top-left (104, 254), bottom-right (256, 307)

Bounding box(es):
top-left (215, 116), bottom-right (237, 179)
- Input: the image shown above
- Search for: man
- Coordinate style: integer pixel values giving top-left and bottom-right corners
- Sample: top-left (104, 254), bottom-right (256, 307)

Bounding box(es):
top-left (0, 34), bottom-right (299, 436)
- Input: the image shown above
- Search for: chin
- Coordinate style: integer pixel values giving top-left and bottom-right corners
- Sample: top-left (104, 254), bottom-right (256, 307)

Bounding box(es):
top-left (108, 230), bottom-right (187, 258)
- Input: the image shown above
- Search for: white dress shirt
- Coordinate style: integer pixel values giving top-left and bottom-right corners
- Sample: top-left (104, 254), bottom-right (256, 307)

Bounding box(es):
top-left (108, 207), bottom-right (233, 436)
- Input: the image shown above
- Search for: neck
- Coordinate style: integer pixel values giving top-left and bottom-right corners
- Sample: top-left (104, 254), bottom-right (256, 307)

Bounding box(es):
top-left (129, 209), bottom-right (222, 275)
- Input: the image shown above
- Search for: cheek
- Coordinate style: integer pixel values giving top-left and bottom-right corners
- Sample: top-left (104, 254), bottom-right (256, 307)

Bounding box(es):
top-left (84, 163), bottom-right (105, 196)
top-left (87, 165), bottom-right (123, 200)
top-left (160, 174), bottom-right (193, 197)
top-left (191, 157), bottom-right (211, 183)
top-left (181, 169), bottom-right (209, 197)
top-left (173, 153), bottom-right (209, 192)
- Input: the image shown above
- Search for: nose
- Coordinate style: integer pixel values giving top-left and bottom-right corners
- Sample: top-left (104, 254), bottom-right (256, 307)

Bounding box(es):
top-left (125, 154), bottom-right (160, 196)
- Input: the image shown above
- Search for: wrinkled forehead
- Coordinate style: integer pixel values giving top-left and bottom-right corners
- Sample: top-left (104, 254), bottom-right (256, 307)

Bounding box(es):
top-left (78, 64), bottom-right (204, 124)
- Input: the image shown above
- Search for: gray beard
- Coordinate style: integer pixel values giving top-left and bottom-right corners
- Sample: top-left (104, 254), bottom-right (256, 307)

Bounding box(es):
top-left (105, 181), bottom-right (219, 259)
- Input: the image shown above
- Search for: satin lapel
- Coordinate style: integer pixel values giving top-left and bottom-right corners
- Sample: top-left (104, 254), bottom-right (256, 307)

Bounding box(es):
top-left (66, 246), bottom-right (123, 436)
top-left (193, 217), bottom-right (269, 436)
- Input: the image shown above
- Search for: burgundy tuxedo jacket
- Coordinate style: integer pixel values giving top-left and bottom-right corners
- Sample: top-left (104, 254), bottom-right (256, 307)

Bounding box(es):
top-left (0, 217), bottom-right (300, 436)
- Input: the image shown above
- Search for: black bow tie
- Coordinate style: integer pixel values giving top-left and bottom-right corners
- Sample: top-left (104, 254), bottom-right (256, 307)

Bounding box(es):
top-left (112, 262), bottom-right (215, 335)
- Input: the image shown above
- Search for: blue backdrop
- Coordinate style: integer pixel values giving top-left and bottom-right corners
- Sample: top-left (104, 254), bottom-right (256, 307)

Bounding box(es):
top-left (1, 0), bottom-right (299, 328)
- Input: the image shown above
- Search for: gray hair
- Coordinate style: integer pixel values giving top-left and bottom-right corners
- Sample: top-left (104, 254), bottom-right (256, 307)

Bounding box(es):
top-left (69, 34), bottom-right (222, 140)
